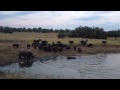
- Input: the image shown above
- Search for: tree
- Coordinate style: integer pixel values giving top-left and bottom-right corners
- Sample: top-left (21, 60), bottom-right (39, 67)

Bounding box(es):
top-left (58, 33), bottom-right (66, 38)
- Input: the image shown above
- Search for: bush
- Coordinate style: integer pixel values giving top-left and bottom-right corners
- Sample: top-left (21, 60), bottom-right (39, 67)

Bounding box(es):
top-left (58, 33), bottom-right (66, 38)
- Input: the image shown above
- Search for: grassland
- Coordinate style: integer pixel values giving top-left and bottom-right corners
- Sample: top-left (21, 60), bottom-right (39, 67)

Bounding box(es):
top-left (0, 32), bottom-right (120, 79)
top-left (0, 32), bottom-right (120, 45)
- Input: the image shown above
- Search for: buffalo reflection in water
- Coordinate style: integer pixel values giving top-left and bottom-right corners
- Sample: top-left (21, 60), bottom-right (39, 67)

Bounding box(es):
top-left (19, 59), bottom-right (33, 68)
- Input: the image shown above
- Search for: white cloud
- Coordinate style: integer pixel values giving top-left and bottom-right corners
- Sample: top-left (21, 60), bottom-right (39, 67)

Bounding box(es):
top-left (0, 11), bottom-right (20, 15)
top-left (0, 11), bottom-right (120, 30)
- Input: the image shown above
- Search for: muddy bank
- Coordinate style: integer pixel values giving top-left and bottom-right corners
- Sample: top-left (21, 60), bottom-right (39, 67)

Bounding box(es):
top-left (0, 43), bottom-right (120, 66)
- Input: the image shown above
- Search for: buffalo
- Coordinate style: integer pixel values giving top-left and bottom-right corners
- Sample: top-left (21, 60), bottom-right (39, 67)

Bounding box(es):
top-left (88, 43), bottom-right (93, 47)
top-left (102, 41), bottom-right (107, 44)
top-left (78, 47), bottom-right (81, 52)
top-left (19, 51), bottom-right (35, 59)
top-left (32, 42), bottom-right (39, 49)
top-left (57, 41), bottom-right (61, 44)
top-left (69, 41), bottom-right (74, 45)
top-left (12, 44), bottom-right (19, 48)
top-left (73, 46), bottom-right (77, 51)
top-left (80, 40), bottom-right (88, 45)
top-left (27, 44), bottom-right (31, 49)
top-left (66, 46), bottom-right (71, 51)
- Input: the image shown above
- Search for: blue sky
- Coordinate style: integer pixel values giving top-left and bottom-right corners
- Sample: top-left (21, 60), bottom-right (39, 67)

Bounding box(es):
top-left (0, 11), bottom-right (120, 31)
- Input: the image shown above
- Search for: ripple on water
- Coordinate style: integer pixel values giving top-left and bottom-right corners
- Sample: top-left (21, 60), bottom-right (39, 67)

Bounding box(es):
top-left (0, 53), bottom-right (120, 79)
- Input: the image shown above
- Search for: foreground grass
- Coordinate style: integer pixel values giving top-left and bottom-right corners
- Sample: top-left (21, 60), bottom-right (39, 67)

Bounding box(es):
top-left (0, 72), bottom-right (32, 79)
top-left (0, 72), bottom-right (77, 79)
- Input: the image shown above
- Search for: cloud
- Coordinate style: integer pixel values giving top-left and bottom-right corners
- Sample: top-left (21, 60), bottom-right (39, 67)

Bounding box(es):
top-left (0, 11), bottom-right (120, 31)
top-left (74, 16), bottom-right (102, 21)
top-left (49, 11), bottom-right (62, 16)
top-left (0, 11), bottom-right (39, 19)
top-left (0, 11), bottom-right (19, 15)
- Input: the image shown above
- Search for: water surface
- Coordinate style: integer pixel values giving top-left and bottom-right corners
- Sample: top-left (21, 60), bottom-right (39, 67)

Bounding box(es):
top-left (0, 53), bottom-right (120, 79)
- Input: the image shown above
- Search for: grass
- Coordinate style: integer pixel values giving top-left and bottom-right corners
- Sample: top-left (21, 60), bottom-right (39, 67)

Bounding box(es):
top-left (0, 72), bottom-right (80, 79)
top-left (0, 32), bottom-right (120, 45)
top-left (0, 44), bottom-right (19, 66)
top-left (0, 32), bottom-right (57, 40)
top-left (0, 72), bottom-right (32, 79)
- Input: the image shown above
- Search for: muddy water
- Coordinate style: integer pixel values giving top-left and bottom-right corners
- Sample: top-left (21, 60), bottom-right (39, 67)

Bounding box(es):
top-left (0, 53), bottom-right (120, 79)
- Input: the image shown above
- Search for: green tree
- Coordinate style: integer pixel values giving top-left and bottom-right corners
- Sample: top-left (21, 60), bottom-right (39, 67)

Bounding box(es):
top-left (58, 33), bottom-right (66, 38)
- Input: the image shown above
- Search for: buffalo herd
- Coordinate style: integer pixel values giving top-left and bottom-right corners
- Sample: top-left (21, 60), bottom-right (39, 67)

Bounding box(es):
top-left (12, 39), bottom-right (107, 61)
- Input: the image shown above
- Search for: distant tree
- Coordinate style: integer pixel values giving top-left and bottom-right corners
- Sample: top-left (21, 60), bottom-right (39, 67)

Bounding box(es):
top-left (67, 26), bottom-right (107, 39)
top-left (50, 29), bottom-right (53, 32)
top-left (58, 33), bottom-right (66, 38)
top-left (38, 27), bottom-right (42, 32)
top-left (3, 27), bottom-right (13, 33)
top-left (107, 30), bottom-right (120, 40)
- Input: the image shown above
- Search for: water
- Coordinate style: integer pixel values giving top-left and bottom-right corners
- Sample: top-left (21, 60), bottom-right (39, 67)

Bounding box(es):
top-left (0, 53), bottom-right (120, 79)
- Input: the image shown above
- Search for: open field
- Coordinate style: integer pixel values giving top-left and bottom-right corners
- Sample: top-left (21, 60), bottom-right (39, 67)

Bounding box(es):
top-left (0, 32), bottom-right (120, 45)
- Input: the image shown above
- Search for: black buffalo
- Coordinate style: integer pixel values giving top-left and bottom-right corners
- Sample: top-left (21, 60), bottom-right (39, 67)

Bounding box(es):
top-left (19, 51), bottom-right (35, 59)
top-left (66, 46), bottom-right (71, 51)
top-left (12, 44), bottom-right (19, 48)
top-left (57, 41), bottom-right (61, 44)
top-left (69, 41), bottom-right (74, 45)
top-left (78, 47), bottom-right (81, 52)
top-left (88, 43), bottom-right (93, 47)
top-left (102, 41), bottom-right (107, 44)
top-left (80, 40), bottom-right (88, 45)
top-left (27, 44), bottom-right (31, 49)
top-left (73, 46), bottom-right (77, 51)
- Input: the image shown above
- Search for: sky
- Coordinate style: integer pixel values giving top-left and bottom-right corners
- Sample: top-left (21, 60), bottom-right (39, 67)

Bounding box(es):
top-left (0, 11), bottom-right (120, 31)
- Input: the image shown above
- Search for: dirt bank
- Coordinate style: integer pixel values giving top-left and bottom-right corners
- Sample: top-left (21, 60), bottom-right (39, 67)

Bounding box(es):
top-left (0, 43), bottom-right (120, 66)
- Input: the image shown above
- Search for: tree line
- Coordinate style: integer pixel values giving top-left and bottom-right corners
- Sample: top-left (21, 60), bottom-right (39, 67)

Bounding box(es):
top-left (0, 26), bottom-right (70, 33)
top-left (0, 26), bottom-right (120, 39)
top-left (58, 26), bottom-right (120, 39)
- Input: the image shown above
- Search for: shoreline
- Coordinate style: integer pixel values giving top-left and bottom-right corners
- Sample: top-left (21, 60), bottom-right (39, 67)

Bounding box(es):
top-left (0, 43), bottom-right (120, 66)
top-left (0, 44), bottom-right (120, 79)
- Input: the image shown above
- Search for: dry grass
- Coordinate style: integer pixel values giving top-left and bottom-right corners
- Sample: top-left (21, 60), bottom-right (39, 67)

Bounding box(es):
top-left (0, 32), bottom-right (57, 40)
top-left (0, 32), bottom-right (120, 45)
top-left (0, 72), bottom-right (79, 79)
top-left (0, 44), bottom-right (19, 66)
top-left (0, 72), bottom-right (32, 79)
